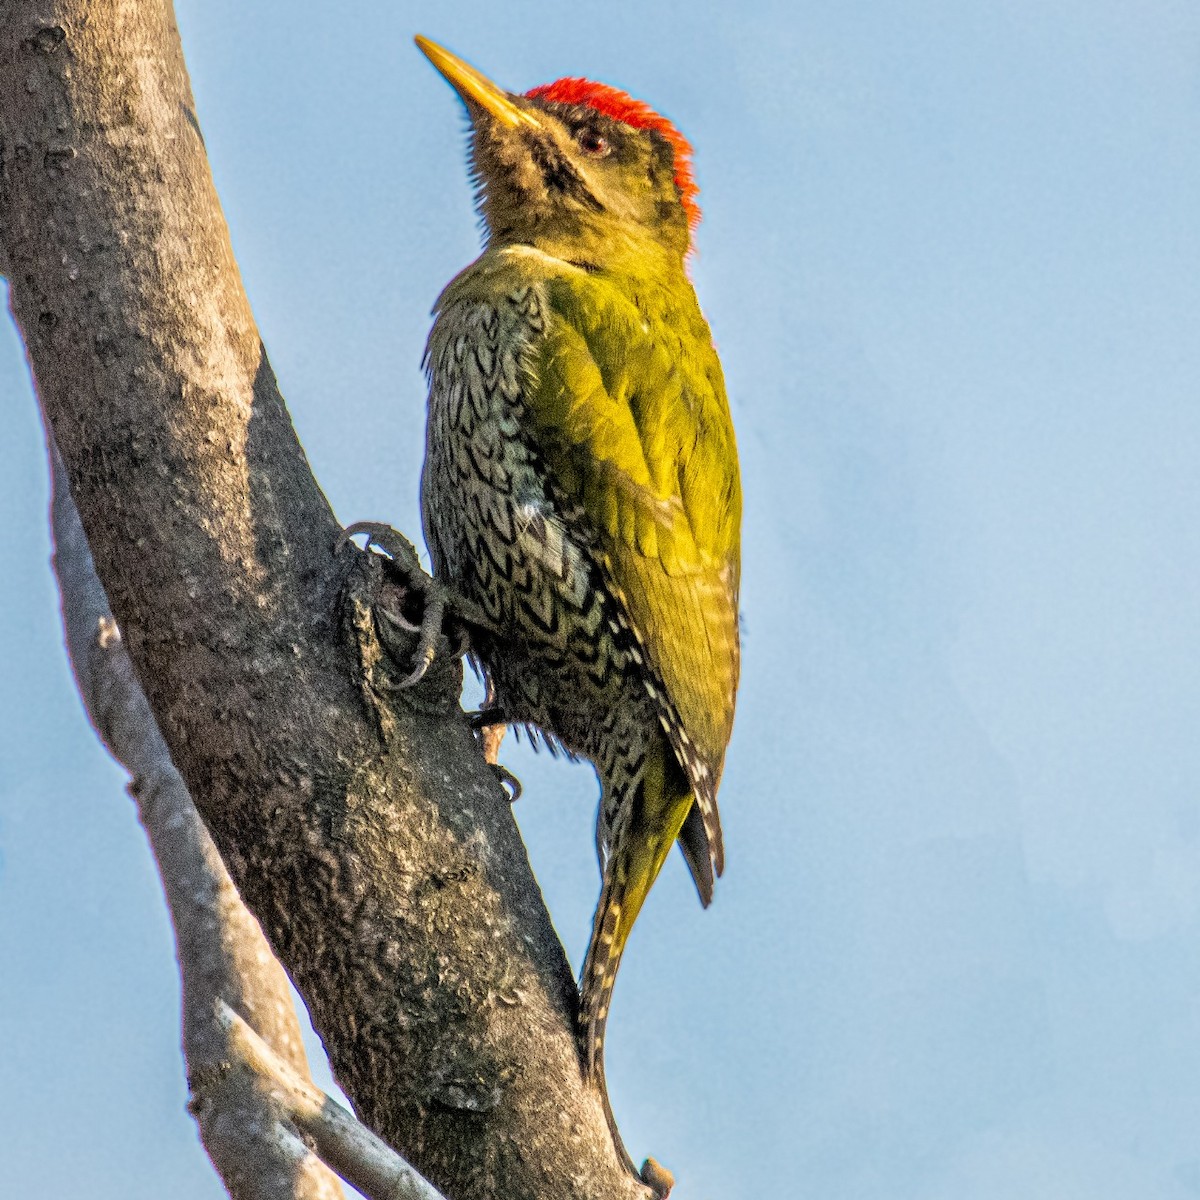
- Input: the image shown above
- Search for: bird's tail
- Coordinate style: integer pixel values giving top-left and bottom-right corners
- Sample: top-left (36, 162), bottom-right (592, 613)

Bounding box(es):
top-left (579, 737), bottom-right (694, 1082)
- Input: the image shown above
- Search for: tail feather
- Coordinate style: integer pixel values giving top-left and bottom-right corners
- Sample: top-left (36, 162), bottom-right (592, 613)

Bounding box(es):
top-left (580, 858), bottom-right (639, 1176)
top-left (676, 800), bottom-right (714, 908)
top-left (580, 859), bottom-right (630, 1082)
top-left (579, 736), bottom-right (718, 1190)
top-left (579, 734), bottom-right (694, 1077)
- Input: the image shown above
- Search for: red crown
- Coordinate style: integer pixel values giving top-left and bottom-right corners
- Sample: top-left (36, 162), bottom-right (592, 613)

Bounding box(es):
top-left (525, 78), bottom-right (700, 237)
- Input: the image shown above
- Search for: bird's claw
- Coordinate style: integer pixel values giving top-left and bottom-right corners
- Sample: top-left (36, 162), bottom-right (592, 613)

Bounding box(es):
top-left (377, 583), bottom-right (447, 689)
top-left (338, 521), bottom-right (426, 574)
top-left (338, 520), bottom-right (452, 689)
top-left (489, 763), bottom-right (522, 803)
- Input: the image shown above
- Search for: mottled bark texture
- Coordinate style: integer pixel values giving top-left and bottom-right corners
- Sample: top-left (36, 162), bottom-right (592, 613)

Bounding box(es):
top-left (0, 4), bottom-right (648, 1198)
top-left (50, 445), bottom-right (348, 1200)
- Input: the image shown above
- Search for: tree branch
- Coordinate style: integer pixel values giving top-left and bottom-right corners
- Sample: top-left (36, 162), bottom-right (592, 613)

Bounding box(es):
top-left (0, 4), bottom-right (646, 1198)
top-left (49, 442), bottom-right (345, 1200)
top-left (218, 1001), bottom-right (445, 1200)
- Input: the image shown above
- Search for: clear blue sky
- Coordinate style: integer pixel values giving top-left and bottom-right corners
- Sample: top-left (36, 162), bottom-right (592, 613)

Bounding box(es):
top-left (4, 1), bottom-right (1200, 1196)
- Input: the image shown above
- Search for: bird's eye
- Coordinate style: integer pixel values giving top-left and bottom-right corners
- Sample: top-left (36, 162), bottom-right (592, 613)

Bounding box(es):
top-left (576, 128), bottom-right (610, 157)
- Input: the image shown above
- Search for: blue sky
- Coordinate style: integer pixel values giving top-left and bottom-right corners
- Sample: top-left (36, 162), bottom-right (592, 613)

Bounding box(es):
top-left (4, 1), bottom-right (1200, 1196)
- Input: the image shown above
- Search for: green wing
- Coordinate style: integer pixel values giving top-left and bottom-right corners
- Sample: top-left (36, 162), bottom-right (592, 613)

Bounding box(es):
top-left (526, 269), bottom-right (742, 872)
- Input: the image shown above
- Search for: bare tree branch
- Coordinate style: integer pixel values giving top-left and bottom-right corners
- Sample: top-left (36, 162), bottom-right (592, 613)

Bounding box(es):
top-left (0, 4), bottom-right (648, 1199)
top-left (218, 1001), bottom-right (446, 1200)
top-left (50, 443), bottom-right (345, 1200)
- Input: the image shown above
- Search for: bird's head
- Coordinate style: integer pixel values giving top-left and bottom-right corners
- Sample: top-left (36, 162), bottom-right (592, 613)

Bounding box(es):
top-left (416, 36), bottom-right (700, 270)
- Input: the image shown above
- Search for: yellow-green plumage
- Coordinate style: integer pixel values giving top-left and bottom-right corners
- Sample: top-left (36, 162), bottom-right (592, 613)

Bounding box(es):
top-left (416, 39), bottom-right (741, 1107)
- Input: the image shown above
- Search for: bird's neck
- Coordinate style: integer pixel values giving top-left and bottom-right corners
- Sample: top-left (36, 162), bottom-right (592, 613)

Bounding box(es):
top-left (488, 221), bottom-right (687, 285)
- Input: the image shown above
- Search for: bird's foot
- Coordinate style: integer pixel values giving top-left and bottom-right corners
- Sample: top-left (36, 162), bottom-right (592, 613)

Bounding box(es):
top-left (489, 763), bottom-right (522, 803)
top-left (340, 524), bottom-right (519, 794)
top-left (464, 703), bottom-right (508, 762)
top-left (467, 676), bottom-right (512, 775)
top-left (467, 706), bottom-right (509, 731)
top-left (337, 521), bottom-right (473, 689)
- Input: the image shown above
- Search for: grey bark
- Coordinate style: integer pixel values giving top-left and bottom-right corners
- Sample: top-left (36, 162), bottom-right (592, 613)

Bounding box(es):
top-left (218, 1000), bottom-right (445, 1200)
top-left (50, 443), bottom-right (346, 1200)
top-left (0, 4), bottom-right (648, 1199)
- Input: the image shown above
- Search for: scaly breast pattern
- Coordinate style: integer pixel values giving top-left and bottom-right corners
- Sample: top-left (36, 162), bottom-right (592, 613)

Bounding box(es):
top-left (421, 282), bottom-right (654, 856)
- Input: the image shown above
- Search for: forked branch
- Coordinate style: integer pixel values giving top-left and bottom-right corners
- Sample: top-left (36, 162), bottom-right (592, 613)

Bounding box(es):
top-left (0, 3), bottom-right (649, 1198)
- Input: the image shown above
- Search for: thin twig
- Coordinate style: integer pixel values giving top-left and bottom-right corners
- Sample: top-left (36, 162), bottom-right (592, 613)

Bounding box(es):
top-left (218, 1001), bottom-right (447, 1200)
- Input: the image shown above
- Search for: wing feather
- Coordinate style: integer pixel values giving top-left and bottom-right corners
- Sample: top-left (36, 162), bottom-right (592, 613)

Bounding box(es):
top-left (526, 272), bottom-right (741, 877)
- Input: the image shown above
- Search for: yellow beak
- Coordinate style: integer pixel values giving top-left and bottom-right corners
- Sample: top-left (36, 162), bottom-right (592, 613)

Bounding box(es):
top-left (415, 36), bottom-right (542, 130)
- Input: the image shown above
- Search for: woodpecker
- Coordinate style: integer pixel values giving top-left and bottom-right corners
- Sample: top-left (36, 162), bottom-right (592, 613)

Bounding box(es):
top-left (415, 35), bottom-right (741, 1107)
